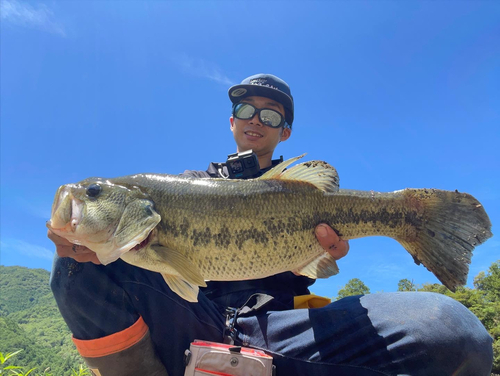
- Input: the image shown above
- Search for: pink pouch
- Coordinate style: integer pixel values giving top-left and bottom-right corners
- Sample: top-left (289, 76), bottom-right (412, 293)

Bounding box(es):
top-left (184, 340), bottom-right (275, 376)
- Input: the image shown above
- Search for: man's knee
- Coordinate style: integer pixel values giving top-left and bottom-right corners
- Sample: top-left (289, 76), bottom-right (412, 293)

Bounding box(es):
top-left (394, 292), bottom-right (492, 374)
top-left (360, 292), bottom-right (492, 375)
top-left (425, 292), bottom-right (493, 371)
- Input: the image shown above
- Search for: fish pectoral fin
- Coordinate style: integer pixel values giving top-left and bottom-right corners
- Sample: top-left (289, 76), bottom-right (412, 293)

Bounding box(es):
top-left (260, 155), bottom-right (339, 193)
top-left (162, 274), bottom-right (199, 302)
top-left (293, 252), bottom-right (339, 279)
top-left (151, 245), bottom-right (207, 288)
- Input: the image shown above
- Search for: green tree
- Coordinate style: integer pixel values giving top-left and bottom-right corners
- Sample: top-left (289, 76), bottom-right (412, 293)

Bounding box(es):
top-left (472, 261), bottom-right (500, 372)
top-left (336, 278), bottom-right (370, 300)
top-left (474, 261), bottom-right (500, 301)
top-left (397, 279), bottom-right (417, 292)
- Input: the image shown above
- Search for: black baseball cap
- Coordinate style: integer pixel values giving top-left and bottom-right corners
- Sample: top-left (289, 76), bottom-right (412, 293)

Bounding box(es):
top-left (228, 74), bottom-right (294, 126)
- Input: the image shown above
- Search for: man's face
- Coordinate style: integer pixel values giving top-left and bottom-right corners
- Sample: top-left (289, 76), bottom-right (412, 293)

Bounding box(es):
top-left (230, 96), bottom-right (291, 157)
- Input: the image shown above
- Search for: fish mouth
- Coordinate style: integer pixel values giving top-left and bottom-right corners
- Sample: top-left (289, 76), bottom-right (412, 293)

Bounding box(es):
top-left (47, 184), bottom-right (84, 234)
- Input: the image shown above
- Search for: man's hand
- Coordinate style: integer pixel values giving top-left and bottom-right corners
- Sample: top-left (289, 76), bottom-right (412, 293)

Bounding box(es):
top-left (315, 224), bottom-right (349, 260)
top-left (47, 230), bottom-right (101, 264)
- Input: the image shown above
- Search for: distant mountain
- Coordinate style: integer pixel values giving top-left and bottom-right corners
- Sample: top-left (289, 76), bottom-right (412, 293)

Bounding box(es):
top-left (0, 265), bottom-right (84, 374)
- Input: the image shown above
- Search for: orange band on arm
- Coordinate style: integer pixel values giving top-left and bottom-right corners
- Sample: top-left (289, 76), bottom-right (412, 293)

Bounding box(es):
top-left (73, 316), bottom-right (148, 358)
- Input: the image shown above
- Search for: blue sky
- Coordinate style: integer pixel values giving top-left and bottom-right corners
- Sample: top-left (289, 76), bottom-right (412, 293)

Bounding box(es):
top-left (1, 0), bottom-right (499, 298)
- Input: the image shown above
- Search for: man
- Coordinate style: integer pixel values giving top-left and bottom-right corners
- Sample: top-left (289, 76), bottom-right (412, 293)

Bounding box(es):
top-left (49, 74), bottom-right (493, 376)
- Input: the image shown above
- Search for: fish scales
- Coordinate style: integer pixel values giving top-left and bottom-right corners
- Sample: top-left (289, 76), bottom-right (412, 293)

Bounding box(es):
top-left (47, 156), bottom-right (493, 302)
top-left (114, 175), bottom-right (329, 280)
top-left (112, 175), bottom-right (409, 280)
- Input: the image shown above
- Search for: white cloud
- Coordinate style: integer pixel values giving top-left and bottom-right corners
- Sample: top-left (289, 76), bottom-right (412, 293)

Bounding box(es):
top-left (1, 238), bottom-right (54, 260)
top-left (170, 53), bottom-right (234, 86)
top-left (1, 0), bottom-right (66, 36)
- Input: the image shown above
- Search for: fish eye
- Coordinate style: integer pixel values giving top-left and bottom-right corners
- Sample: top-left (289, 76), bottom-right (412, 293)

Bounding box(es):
top-left (86, 183), bottom-right (102, 198)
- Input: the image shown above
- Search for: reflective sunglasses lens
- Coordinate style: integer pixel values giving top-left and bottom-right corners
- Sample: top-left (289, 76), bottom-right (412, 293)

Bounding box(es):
top-left (260, 109), bottom-right (283, 128)
top-left (234, 103), bottom-right (284, 128)
top-left (234, 103), bottom-right (256, 119)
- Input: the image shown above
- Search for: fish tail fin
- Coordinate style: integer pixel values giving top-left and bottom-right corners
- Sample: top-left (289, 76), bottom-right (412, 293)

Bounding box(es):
top-left (397, 189), bottom-right (492, 291)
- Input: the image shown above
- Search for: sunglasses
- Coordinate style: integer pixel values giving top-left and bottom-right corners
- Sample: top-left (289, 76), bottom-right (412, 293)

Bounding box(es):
top-left (232, 103), bottom-right (286, 128)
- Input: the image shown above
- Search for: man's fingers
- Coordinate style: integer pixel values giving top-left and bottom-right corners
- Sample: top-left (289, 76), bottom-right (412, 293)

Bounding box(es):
top-left (48, 229), bottom-right (101, 264)
top-left (47, 229), bottom-right (73, 246)
top-left (332, 240), bottom-right (349, 259)
top-left (70, 244), bottom-right (95, 254)
top-left (55, 245), bottom-right (101, 264)
top-left (315, 224), bottom-right (350, 261)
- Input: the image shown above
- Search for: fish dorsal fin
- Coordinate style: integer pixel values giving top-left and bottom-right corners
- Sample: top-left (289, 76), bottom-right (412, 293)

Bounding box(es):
top-left (162, 274), bottom-right (200, 302)
top-left (151, 245), bottom-right (206, 288)
top-left (259, 154), bottom-right (306, 179)
top-left (260, 155), bottom-right (340, 193)
top-left (293, 251), bottom-right (339, 279)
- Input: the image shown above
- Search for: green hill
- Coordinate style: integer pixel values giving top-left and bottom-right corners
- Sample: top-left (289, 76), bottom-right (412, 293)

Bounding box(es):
top-left (0, 266), bottom-right (84, 375)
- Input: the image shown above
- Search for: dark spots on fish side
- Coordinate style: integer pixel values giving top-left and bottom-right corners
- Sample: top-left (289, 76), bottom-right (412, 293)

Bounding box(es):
top-left (299, 208), bottom-right (422, 231)
top-left (427, 229), bottom-right (436, 237)
top-left (357, 209), bottom-right (402, 228)
top-left (179, 218), bottom-right (190, 237)
top-left (159, 219), bottom-right (179, 238)
top-left (192, 227), bottom-right (212, 247)
top-left (159, 217), bottom-right (192, 240)
top-left (214, 226), bottom-right (232, 249)
top-left (234, 228), bottom-right (269, 250)
top-left (298, 212), bottom-right (332, 231)
top-left (263, 218), bottom-right (288, 235)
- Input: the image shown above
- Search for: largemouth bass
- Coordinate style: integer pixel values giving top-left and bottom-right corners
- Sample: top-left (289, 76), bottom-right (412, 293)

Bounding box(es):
top-left (47, 155), bottom-right (492, 302)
